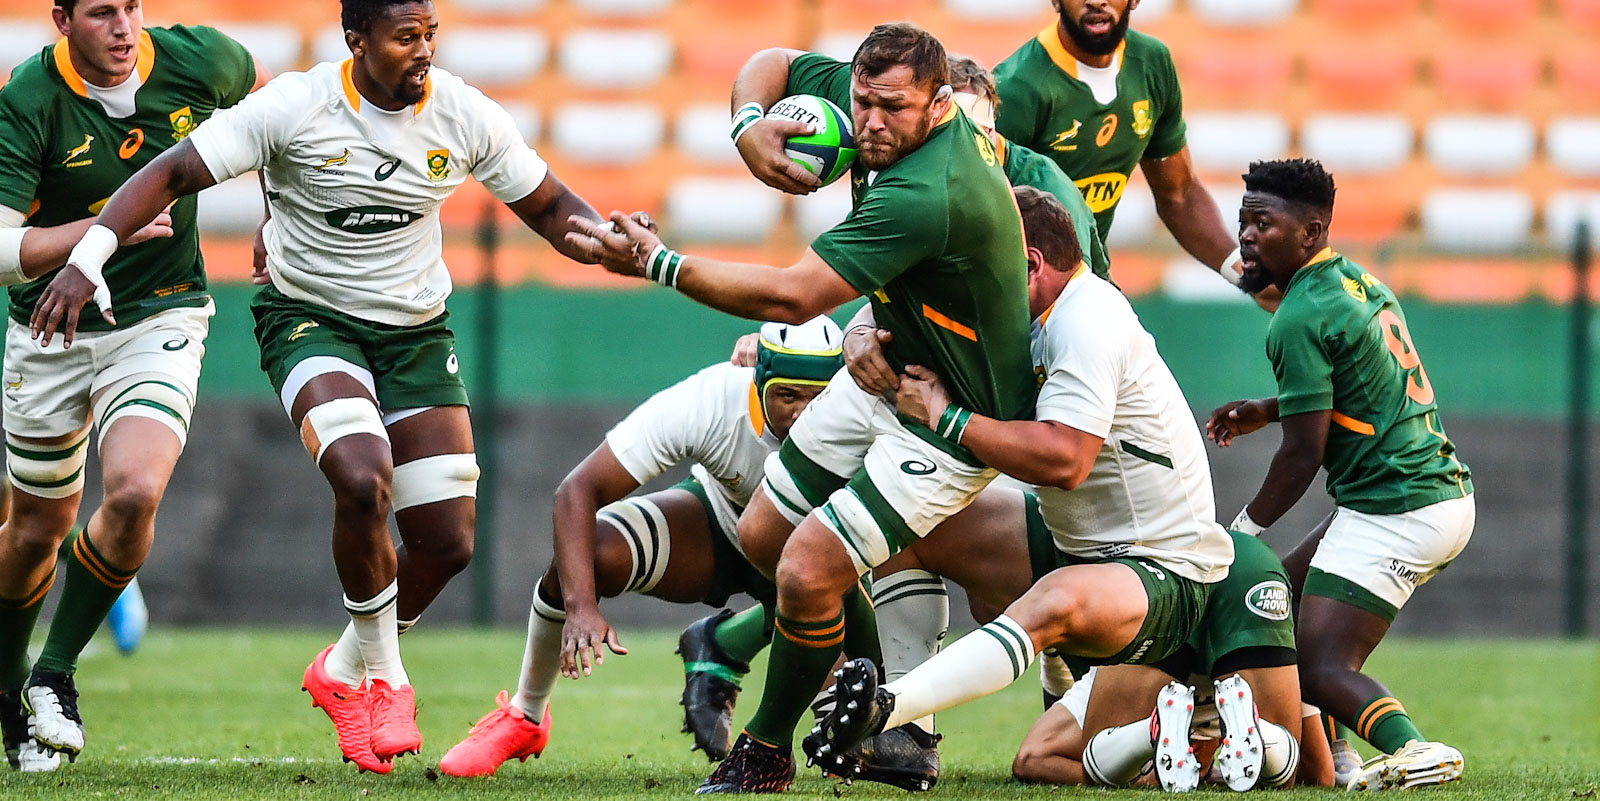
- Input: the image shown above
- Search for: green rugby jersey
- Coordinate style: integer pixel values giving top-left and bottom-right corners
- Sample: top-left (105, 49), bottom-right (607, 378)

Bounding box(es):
top-left (0, 26), bottom-right (254, 330)
top-left (995, 136), bottom-right (1109, 280)
top-left (993, 26), bottom-right (1186, 240)
top-left (1268, 249), bottom-right (1472, 514)
top-left (786, 53), bottom-right (1036, 454)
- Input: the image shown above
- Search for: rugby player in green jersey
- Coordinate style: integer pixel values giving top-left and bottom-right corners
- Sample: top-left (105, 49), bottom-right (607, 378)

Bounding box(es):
top-left (993, 0), bottom-right (1269, 305)
top-left (0, 0), bottom-right (265, 771)
top-left (1208, 159), bottom-right (1474, 791)
top-left (570, 23), bottom-right (1035, 793)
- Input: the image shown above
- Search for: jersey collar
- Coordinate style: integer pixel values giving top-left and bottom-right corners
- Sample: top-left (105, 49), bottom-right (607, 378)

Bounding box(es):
top-left (340, 59), bottom-right (433, 117)
top-left (1304, 246), bottom-right (1338, 267)
top-left (747, 383), bottom-right (768, 439)
top-left (1036, 24), bottom-right (1125, 81)
top-left (52, 29), bottom-right (154, 97)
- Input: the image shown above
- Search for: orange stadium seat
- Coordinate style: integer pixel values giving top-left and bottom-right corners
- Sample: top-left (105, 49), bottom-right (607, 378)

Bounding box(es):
top-left (447, 0), bottom-right (551, 15)
top-left (671, 0), bottom-right (805, 88)
top-left (1557, 0), bottom-right (1600, 28)
top-left (928, 19), bottom-right (1041, 69)
top-left (1432, 0), bottom-right (1538, 33)
top-left (1430, 47), bottom-right (1541, 107)
top-left (571, 0), bottom-right (674, 19)
top-left (818, 0), bottom-right (940, 31)
top-left (1328, 175), bottom-right (1417, 244)
top-left (1304, 47), bottom-right (1417, 110)
top-left (1305, 0), bottom-right (1421, 24)
top-left (1172, 42), bottom-right (1294, 109)
top-left (1554, 50), bottom-right (1600, 111)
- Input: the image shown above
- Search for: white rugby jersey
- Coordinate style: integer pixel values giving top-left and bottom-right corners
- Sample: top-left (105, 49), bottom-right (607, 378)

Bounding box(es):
top-left (189, 61), bottom-right (548, 326)
top-left (1030, 269), bottom-right (1233, 584)
top-left (605, 362), bottom-right (781, 549)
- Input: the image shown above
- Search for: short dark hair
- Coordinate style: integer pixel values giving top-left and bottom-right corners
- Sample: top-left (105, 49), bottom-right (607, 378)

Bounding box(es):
top-left (1014, 186), bottom-right (1083, 272)
top-left (342, 0), bottom-right (429, 34)
top-left (54, 0), bottom-right (80, 15)
top-left (1242, 158), bottom-right (1336, 214)
top-left (852, 22), bottom-right (949, 91)
top-left (946, 54), bottom-right (996, 104)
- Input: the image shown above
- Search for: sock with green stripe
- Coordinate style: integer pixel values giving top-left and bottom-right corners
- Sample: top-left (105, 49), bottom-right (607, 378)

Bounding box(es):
top-left (1355, 695), bottom-right (1424, 754)
top-left (881, 615), bottom-right (1035, 732)
top-left (711, 604), bottom-right (772, 667)
top-left (0, 569), bottom-right (54, 690)
top-left (744, 609), bottom-right (847, 748)
top-left (873, 569), bottom-right (948, 735)
top-left (36, 526), bottom-right (137, 675)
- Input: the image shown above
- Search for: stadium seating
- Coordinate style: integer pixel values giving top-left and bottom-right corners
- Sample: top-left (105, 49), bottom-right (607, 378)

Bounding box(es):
top-left (1423, 114), bottom-right (1536, 177)
top-left (212, 22), bottom-right (303, 77)
top-left (551, 102), bottom-right (665, 164)
top-left (1184, 112), bottom-right (1291, 173)
top-left (197, 175), bottom-right (267, 236)
top-left (1545, 191), bottom-right (1600, 251)
top-left (675, 104), bottom-right (743, 166)
top-left (1421, 188), bottom-right (1535, 252)
top-left (434, 27), bottom-right (548, 86)
top-left (1300, 113), bottom-right (1413, 175)
top-left (1548, 117), bottom-right (1600, 178)
top-left (1187, 0), bottom-right (1298, 27)
top-left (557, 28), bottom-right (672, 89)
top-left (0, 20), bottom-right (58, 76)
top-left (665, 177), bottom-right (784, 243)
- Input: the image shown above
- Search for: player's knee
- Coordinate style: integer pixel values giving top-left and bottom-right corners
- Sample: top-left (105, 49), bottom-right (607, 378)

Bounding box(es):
top-left (99, 473), bottom-right (166, 526)
top-left (1011, 740), bottom-right (1052, 783)
top-left (736, 511), bottom-right (783, 576)
top-left (1018, 577), bottom-right (1087, 643)
top-left (774, 552), bottom-right (843, 611)
top-left (2, 516), bottom-right (71, 565)
top-left (423, 529), bottom-right (475, 577)
top-left (328, 461), bottom-right (393, 519)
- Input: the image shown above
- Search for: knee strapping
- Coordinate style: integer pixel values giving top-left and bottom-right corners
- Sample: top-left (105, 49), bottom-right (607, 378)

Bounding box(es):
top-left (391, 453), bottom-right (479, 511)
top-left (300, 397), bottom-right (388, 466)
top-left (93, 376), bottom-right (194, 448)
top-left (7, 429), bottom-right (89, 499)
top-left (596, 497), bottom-right (671, 594)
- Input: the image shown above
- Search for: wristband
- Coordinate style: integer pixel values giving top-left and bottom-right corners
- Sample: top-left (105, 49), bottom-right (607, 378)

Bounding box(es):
top-left (65, 224), bottom-right (116, 311)
top-left (644, 243), bottom-right (685, 288)
top-left (934, 404), bottom-right (973, 445)
top-left (1219, 247), bottom-right (1244, 287)
top-left (0, 226), bottom-right (29, 285)
top-left (730, 102), bottom-right (765, 145)
top-left (1230, 507), bottom-right (1266, 536)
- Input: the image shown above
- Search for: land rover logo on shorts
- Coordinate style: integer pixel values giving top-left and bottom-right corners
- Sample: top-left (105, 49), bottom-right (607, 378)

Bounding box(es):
top-left (446, 350), bottom-right (459, 375)
top-left (324, 206), bottom-right (423, 234)
top-left (1245, 580), bottom-right (1292, 621)
top-left (162, 337), bottom-right (189, 351)
top-left (900, 459), bottom-right (936, 475)
top-left (426, 149), bottom-right (451, 182)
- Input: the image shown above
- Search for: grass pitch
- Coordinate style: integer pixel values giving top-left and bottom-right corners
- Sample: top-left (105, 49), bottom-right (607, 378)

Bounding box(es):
top-left (3, 629), bottom-right (1595, 799)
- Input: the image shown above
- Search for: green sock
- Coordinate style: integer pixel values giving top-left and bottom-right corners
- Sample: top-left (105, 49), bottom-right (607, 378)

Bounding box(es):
top-left (712, 604), bottom-right (773, 667)
top-left (1355, 695), bottom-right (1424, 754)
top-left (839, 582), bottom-right (880, 663)
top-left (744, 608), bottom-right (846, 749)
top-left (35, 527), bottom-right (137, 675)
top-left (0, 570), bottom-right (54, 691)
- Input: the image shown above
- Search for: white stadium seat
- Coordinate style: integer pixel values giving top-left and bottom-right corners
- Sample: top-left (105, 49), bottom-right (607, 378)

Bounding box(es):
top-left (573, 0), bottom-right (674, 16)
top-left (1547, 117), bottom-right (1600, 178)
top-left (1133, 0), bottom-right (1176, 23)
top-left (944, 0), bottom-right (1042, 21)
top-left (434, 27), bottom-right (546, 85)
top-left (1421, 188), bottom-right (1533, 252)
top-left (1300, 113), bottom-right (1413, 175)
top-left (1103, 178), bottom-right (1157, 249)
top-left (551, 102), bottom-right (664, 165)
top-left (1190, 0), bottom-right (1298, 26)
top-left (793, 181), bottom-right (854, 241)
top-left (496, 100), bottom-right (542, 143)
top-left (812, 32), bottom-right (868, 64)
top-left (1162, 257), bottom-right (1255, 301)
top-left (1183, 112), bottom-right (1290, 173)
top-left (451, 0), bottom-right (549, 12)
top-left (313, 26), bottom-right (350, 65)
top-left (0, 21), bottom-right (57, 77)
top-left (197, 174), bottom-right (266, 236)
top-left (665, 177), bottom-right (784, 243)
top-left (212, 23), bottom-right (302, 76)
top-left (1545, 191), bottom-right (1600, 251)
top-left (558, 29), bottom-right (672, 89)
top-left (676, 104), bottom-right (743, 166)
top-left (1424, 114), bottom-right (1535, 176)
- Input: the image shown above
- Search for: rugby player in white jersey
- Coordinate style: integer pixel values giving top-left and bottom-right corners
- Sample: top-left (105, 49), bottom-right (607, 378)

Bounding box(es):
top-left (39, 0), bottom-right (616, 774)
top-left (438, 317), bottom-right (843, 777)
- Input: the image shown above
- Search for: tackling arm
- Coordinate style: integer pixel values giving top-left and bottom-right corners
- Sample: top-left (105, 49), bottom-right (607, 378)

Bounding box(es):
top-left (550, 444), bottom-right (645, 615)
top-left (506, 172), bottom-right (605, 264)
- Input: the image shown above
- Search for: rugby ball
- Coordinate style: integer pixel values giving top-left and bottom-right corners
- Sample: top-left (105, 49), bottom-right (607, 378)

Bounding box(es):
top-left (766, 94), bottom-right (857, 186)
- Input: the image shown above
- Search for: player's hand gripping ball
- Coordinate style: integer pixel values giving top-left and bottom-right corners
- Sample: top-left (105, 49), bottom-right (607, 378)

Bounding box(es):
top-left (766, 94), bottom-right (857, 186)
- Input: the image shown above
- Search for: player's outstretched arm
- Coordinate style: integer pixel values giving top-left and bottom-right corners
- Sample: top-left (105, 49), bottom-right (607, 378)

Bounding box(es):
top-left (552, 444), bottom-right (643, 679)
top-left (5, 212), bottom-right (175, 281)
top-left (897, 365), bottom-right (1102, 490)
top-left (1142, 147), bottom-right (1278, 312)
top-left (1234, 409), bottom-right (1328, 532)
top-left (33, 140), bottom-right (217, 346)
top-left (506, 172), bottom-right (609, 265)
top-left (732, 48), bottom-right (821, 195)
top-left (1206, 397), bottom-right (1278, 446)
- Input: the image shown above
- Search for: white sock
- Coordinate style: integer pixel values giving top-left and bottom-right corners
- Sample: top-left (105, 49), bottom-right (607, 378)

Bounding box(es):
top-left (346, 581), bottom-right (408, 687)
top-left (1259, 720), bottom-right (1300, 788)
top-left (1039, 650), bottom-right (1075, 698)
top-left (882, 615), bottom-right (1034, 731)
top-left (512, 578), bottom-right (565, 720)
top-left (396, 615), bottom-right (420, 636)
top-left (1083, 719), bottom-right (1155, 786)
top-left (326, 623), bottom-right (365, 687)
top-left (872, 569), bottom-right (947, 735)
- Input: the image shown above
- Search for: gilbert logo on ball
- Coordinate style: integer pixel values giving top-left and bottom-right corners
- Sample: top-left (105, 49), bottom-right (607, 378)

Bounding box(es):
top-left (766, 95), bottom-right (857, 186)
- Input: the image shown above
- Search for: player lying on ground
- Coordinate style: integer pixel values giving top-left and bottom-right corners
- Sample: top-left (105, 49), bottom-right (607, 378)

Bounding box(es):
top-left (1209, 158), bottom-right (1475, 791)
top-left (0, 0), bottom-right (265, 772)
top-left (437, 318), bottom-right (843, 776)
top-left (43, 0), bottom-right (617, 774)
top-left (804, 186), bottom-right (1234, 793)
top-left (569, 24), bottom-right (1037, 794)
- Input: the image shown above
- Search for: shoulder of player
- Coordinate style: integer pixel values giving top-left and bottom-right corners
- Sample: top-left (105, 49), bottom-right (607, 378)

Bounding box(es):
top-left (0, 53), bottom-right (56, 112)
top-left (1122, 29), bottom-right (1176, 66)
top-left (1044, 275), bottom-right (1133, 343)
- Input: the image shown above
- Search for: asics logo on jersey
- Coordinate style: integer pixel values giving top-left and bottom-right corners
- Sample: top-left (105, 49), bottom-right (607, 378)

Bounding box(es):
top-left (120, 128), bottom-right (144, 159)
top-left (324, 206), bottom-right (423, 234)
top-left (375, 157), bottom-right (402, 181)
top-left (162, 337), bottom-right (189, 352)
top-left (316, 149), bottom-right (351, 173)
top-left (288, 321), bottom-right (320, 342)
top-left (63, 135), bottom-right (94, 165)
top-left (1048, 121), bottom-right (1082, 152)
top-left (446, 351), bottom-right (459, 375)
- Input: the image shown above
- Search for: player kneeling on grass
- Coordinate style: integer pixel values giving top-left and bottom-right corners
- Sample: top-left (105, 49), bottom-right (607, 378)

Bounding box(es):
top-left (1208, 158), bottom-right (1474, 791)
top-left (1011, 529), bottom-right (1336, 791)
top-left (803, 186), bottom-right (1235, 792)
top-left (437, 318), bottom-right (843, 777)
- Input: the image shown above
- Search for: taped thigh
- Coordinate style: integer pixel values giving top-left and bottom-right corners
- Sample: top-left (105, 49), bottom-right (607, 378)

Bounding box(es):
top-left (92, 373), bottom-right (195, 449)
top-left (596, 496), bottom-right (671, 594)
top-left (391, 452), bottom-right (479, 511)
top-left (300, 397), bottom-right (389, 466)
top-left (7, 428), bottom-right (89, 499)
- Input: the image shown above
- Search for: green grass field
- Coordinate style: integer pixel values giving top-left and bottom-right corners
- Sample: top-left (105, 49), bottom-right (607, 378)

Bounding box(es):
top-left (4, 630), bottom-right (1596, 799)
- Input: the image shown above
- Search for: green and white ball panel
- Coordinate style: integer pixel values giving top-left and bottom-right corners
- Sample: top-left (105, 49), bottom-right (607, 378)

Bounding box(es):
top-left (767, 94), bottom-right (857, 186)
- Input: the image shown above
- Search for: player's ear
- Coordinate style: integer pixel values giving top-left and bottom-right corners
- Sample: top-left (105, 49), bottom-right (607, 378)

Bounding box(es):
top-left (345, 29), bottom-right (364, 59)
top-left (1302, 217), bottom-right (1325, 249)
top-left (51, 6), bottom-right (70, 36)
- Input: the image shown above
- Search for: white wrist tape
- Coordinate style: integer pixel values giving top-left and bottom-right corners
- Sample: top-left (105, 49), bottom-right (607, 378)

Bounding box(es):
top-left (1219, 247), bottom-right (1244, 287)
top-left (0, 226), bottom-right (29, 285)
top-left (1230, 507), bottom-right (1266, 536)
top-left (731, 101), bottom-right (765, 145)
top-left (65, 223), bottom-right (117, 311)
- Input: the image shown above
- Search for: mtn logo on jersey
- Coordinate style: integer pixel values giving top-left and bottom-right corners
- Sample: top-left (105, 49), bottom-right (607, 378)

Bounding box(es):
top-left (63, 134), bottom-right (94, 167)
top-left (1245, 580), bottom-right (1291, 621)
top-left (1074, 173), bottom-right (1128, 213)
top-left (426, 149), bottom-right (451, 182)
top-left (324, 205), bottom-right (423, 234)
top-left (170, 107), bottom-right (197, 141)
